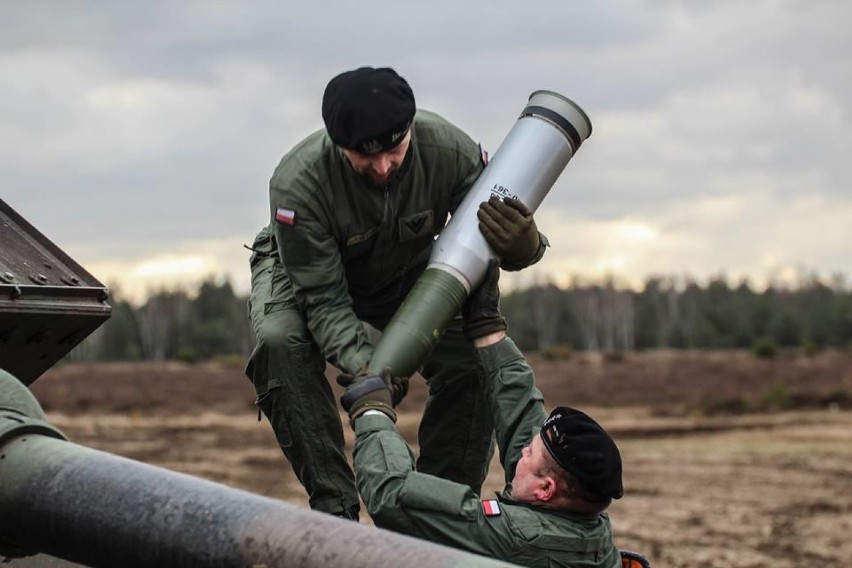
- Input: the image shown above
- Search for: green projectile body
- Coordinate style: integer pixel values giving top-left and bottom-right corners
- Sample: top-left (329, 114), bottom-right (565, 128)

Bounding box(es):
top-left (368, 267), bottom-right (468, 377)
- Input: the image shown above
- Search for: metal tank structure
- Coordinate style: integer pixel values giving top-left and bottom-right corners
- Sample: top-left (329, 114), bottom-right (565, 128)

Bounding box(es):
top-left (0, 198), bottom-right (111, 386)
top-left (0, 198), bottom-right (516, 568)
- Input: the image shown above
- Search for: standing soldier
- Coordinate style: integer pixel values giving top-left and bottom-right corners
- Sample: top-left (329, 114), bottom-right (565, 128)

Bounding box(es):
top-left (246, 66), bottom-right (547, 520)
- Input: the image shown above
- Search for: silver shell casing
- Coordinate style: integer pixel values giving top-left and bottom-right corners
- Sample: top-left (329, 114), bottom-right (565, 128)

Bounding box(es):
top-left (428, 90), bottom-right (592, 289)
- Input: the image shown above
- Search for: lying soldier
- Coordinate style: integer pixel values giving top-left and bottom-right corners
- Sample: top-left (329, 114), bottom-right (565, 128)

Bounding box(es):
top-left (337, 262), bottom-right (624, 567)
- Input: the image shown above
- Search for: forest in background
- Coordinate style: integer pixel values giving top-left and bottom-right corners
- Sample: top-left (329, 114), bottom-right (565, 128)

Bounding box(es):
top-left (69, 274), bottom-right (852, 363)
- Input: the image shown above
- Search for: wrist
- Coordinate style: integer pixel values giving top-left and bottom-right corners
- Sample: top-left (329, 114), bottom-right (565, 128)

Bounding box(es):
top-left (500, 232), bottom-right (547, 271)
top-left (473, 330), bottom-right (507, 348)
top-left (349, 400), bottom-right (396, 425)
top-left (352, 408), bottom-right (398, 434)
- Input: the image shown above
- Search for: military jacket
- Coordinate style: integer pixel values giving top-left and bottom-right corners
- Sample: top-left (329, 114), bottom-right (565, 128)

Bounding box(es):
top-left (267, 110), bottom-right (488, 373)
top-left (352, 338), bottom-right (621, 568)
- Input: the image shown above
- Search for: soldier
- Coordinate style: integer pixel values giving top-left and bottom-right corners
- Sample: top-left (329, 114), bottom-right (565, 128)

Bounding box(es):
top-left (338, 263), bottom-right (624, 567)
top-left (246, 66), bottom-right (547, 520)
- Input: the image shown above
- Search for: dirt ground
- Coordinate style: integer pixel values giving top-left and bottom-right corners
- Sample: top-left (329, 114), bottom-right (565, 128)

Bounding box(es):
top-left (28, 348), bottom-right (852, 567)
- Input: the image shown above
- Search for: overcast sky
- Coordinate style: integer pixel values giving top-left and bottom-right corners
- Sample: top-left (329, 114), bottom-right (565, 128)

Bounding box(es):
top-left (2, 1), bottom-right (850, 302)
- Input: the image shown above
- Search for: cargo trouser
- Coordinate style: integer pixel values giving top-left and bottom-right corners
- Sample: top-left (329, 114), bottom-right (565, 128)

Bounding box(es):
top-left (245, 229), bottom-right (494, 517)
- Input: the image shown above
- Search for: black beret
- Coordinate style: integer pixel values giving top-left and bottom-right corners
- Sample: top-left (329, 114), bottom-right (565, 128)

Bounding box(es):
top-left (540, 407), bottom-right (624, 500)
top-left (322, 67), bottom-right (415, 155)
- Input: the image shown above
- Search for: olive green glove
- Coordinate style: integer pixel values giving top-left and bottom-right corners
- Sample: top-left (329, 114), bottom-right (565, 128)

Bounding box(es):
top-left (477, 196), bottom-right (541, 266)
top-left (355, 364), bottom-right (409, 406)
top-left (337, 368), bottom-right (405, 424)
top-left (462, 259), bottom-right (508, 341)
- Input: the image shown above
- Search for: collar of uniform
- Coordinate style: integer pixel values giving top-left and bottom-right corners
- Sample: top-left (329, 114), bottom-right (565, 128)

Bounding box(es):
top-left (496, 491), bottom-right (606, 523)
top-left (395, 123), bottom-right (415, 180)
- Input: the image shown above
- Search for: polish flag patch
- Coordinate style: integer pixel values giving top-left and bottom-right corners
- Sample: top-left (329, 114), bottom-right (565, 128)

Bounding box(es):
top-left (482, 499), bottom-right (501, 517)
top-left (275, 207), bottom-right (296, 226)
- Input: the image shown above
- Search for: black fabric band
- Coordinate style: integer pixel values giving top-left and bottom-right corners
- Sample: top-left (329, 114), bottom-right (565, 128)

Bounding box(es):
top-left (340, 376), bottom-right (387, 411)
top-left (521, 105), bottom-right (583, 151)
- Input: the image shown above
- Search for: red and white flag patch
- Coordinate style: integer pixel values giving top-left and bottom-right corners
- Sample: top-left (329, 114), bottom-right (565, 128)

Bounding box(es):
top-left (482, 499), bottom-right (501, 517)
top-left (275, 207), bottom-right (296, 226)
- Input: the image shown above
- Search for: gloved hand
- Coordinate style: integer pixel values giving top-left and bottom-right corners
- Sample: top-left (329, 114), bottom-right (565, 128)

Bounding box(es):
top-left (354, 364), bottom-right (409, 406)
top-left (337, 368), bottom-right (407, 424)
top-left (462, 259), bottom-right (508, 341)
top-left (477, 196), bottom-right (541, 265)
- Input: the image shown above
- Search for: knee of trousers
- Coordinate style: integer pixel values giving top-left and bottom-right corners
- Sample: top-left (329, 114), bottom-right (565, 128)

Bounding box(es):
top-left (247, 308), bottom-right (323, 394)
top-left (254, 305), bottom-right (310, 347)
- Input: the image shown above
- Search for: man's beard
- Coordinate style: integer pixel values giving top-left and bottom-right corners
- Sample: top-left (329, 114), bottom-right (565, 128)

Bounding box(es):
top-left (358, 166), bottom-right (399, 188)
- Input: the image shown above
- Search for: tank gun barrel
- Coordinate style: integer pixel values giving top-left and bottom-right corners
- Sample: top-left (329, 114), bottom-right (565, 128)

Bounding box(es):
top-left (0, 370), bottom-right (514, 568)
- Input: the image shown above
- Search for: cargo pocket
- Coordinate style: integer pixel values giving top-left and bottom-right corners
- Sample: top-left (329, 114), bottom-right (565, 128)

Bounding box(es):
top-left (255, 386), bottom-right (293, 448)
top-left (249, 230), bottom-right (277, 269)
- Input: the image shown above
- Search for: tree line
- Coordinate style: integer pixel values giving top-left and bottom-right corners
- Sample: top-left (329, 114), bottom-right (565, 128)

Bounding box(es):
top-left (70, 275), bottom-right (852, 363)
top-left (70, 279), bottom-right (253, 363)
top-left (502, 275), bottom-right (852, 354)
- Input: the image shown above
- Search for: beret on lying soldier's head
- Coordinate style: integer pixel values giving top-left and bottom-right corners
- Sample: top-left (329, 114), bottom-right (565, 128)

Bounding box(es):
top-left (322, 66), bottom-right (415, 155)
top-left (540, 406), bottom-right (624, 500)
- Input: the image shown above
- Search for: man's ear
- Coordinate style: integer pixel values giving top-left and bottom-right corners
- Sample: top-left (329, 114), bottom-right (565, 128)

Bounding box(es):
top-left (534, 476), bottom-right (557, 502)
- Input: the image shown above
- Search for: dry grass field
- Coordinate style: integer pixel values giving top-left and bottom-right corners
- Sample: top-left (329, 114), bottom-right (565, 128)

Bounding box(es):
top-left (27, 348), bottom-right (852, 567)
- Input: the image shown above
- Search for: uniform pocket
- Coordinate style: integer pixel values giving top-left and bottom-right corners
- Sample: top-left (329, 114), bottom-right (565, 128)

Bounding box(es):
top-left (256, 386), bottom-right (293, 448)
top-left (249, 229), bottom-right (277, 269)
top-left (398, 210), bottom-right (434, 242)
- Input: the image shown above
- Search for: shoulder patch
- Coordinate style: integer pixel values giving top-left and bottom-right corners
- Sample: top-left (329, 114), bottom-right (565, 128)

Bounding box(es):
top-left (482, 499), bottom-right (501, 517)
top-left (479, 143), bottom-right (489, 166)
top-left (275, 207), bottom-right (296, 226)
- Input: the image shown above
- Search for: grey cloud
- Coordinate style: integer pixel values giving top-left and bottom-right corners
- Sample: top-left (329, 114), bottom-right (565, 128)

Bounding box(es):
top-left (1, 1), bottom-right (850, 291)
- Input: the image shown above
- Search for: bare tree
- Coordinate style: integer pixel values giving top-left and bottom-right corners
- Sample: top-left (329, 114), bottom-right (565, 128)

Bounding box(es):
top-left (571, 280), bottom-right (634, 352)
top-left (136, 291), bottom-right (190, 361)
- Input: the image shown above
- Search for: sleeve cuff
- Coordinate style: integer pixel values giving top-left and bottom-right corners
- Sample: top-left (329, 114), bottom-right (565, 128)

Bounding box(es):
top-left (353, 412), bottom-right (396, 433)
top-left (499, 232), bottom-right (549, 272)
top-left (345, 348), bottom-right (375, 376)
top-left (475, 336), bottom-right (524, 373)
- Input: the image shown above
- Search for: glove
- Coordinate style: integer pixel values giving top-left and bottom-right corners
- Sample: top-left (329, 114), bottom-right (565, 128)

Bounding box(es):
top-left (477, 196), bottom-right (541, 265)
top-left (337, 368), bottom-right (407, 424)
top-left (354, 364), bottom-right (409, 406)
top-left (462, 259), bottom-right (508, 341)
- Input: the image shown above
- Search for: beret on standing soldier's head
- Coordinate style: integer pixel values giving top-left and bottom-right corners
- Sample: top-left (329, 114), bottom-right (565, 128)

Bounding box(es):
top-left (540, 406), bottom-right (624, 500)
top-left (322, 66), bottom-right (416, 155)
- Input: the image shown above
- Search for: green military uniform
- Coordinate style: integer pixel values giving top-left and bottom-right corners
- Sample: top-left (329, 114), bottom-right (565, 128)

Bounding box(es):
top-left (352, 337), bottom-right (621, 568)
top-left (246, 110), bottom-right (546, 516)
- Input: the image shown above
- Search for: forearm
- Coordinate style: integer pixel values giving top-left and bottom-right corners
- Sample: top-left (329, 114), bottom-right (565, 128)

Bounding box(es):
top-left (473, 330), bottom-right (506, 348)
top-left (352, 414), bottom-right (417, 523)
top-left (274, 223), bottom-right (374, 373)
top-left (302, 292), bottom-right (374, 373)
top-left (352, 414), bottom-right (514, 557)
top-left (475, 336), bottom-right (547, 481)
